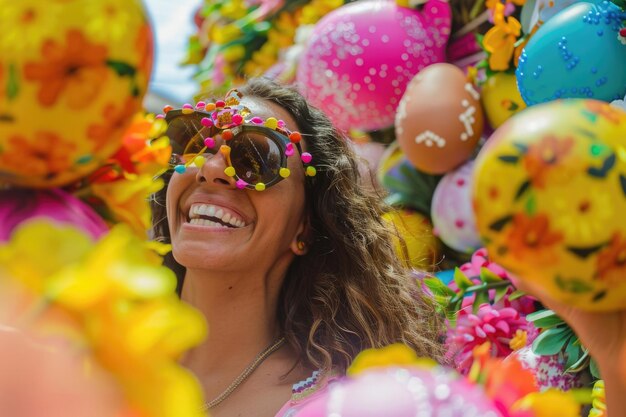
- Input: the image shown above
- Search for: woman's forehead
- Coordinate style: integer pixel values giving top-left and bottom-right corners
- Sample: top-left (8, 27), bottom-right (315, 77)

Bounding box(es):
top-left (239, 97), bottom-right (299, 132)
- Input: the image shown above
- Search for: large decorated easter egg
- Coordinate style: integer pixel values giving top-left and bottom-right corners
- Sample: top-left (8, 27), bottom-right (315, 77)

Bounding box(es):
top-left (296, 366), bottom-right (500, 417)
top-left (396, 63), bottom-right (484, 174)
top-left (383, 209), bottom-right (441, 270)
top-left (481, 72), bottom-right (526, 129)
top-left (0, 0), bottom-right (154, 188)
top-left (431, 161), bottom-right (482, 253)
top-left (297, 0), bottom-right (451, 132)
top-left (516, 1), bottom-right (626, 106)
top-left (0, 188), bottom-right (108, 241)
top-left (473, 99), bottom-right (626, 311)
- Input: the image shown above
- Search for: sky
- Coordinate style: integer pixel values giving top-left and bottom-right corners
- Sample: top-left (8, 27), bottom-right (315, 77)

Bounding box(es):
top-left (144, 0), bottom-right (203, 105)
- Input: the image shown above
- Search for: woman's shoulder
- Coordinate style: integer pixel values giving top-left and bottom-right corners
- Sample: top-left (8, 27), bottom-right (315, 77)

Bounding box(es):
top-left (274, 369), bottom-right (342, 417)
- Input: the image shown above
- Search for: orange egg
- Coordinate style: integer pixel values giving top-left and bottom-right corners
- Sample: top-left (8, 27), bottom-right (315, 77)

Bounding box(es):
top-left (395, 63), bottom-right (484, 174)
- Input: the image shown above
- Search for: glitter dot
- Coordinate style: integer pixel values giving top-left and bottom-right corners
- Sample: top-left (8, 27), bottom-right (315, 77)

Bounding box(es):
top-left (381, 64), bottom-right (388, 70)
top-left (434, 384), bottom-right (451, 400)
top-left (406, 62), bottom-right (413, 69)
top-left (394, 88), bottom-right (402, 95)
top-left (355, 58), bottom-right (364, 66)
top-left (369, 68), bottom-right (376, 75)
top-left (379, 71), bottom-right (387, 78)
top-left (403, 39), bottom-right (411, 47)
top-left (332, 59), bottom-right (340, 67)
top-left (381, 35), bottom-right (389, 43)
top-left (353, 83), bottom-right (361, 91)
top-left (364, 76), bottom-right (372, 83)
top-left (392, 80), bottom-right (400, 87)
top-left (362, 39), bottom-right (370, 46)
top-left (368, 84), bottom-right (376, 91)
top-left (369, 26), bottom-right (376, 33)
top-left (401, 53), bottom-right (409, 61)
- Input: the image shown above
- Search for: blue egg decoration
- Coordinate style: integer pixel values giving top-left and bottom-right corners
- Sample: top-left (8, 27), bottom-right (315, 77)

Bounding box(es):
top-left (516, 1), bottom-right (626, 105)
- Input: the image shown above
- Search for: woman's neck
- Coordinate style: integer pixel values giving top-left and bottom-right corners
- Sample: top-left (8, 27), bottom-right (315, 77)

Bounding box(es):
top-left (179, 268), bottom-right (284, 376)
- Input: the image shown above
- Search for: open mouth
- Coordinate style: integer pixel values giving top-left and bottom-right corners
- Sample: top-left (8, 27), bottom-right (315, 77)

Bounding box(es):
top-left (187, 203), bottom-right (246, 228)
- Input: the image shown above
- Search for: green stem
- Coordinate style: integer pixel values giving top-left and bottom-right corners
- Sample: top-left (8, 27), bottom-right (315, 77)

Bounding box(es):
top-left (450, 281), bottom-right (512, 304)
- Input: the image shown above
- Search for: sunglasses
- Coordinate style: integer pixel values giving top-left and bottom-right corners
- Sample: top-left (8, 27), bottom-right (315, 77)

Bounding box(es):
top-left (162, 101), bottom-right (316, 191)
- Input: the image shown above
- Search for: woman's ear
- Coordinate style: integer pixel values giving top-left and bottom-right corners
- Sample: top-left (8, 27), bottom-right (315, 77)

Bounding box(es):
top-left (290, 216), bottom-right (311, 255)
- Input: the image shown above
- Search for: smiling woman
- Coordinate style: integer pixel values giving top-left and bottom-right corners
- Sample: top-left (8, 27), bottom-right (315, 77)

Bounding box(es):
top-left (150, 77), bottom-right (444, 417)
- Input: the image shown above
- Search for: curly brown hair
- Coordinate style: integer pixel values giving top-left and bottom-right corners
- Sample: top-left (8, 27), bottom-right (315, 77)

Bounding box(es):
top-left (151, 77), bottom-right (444, 373)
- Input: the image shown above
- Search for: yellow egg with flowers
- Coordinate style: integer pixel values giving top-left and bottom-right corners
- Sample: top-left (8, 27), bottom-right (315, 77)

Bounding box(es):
top-left (473, 99), bottom-right (626, 311)
top-left (480, 72), bottom-right (526, 129)
top-left (383, 209), bottom-right (440, 271)
top-left (0, 0), bottom-right (153, 188)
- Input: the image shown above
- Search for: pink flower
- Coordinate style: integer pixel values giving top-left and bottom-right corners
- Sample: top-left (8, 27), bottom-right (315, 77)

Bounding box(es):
top-left (446, 303), bottom-right (533, 374)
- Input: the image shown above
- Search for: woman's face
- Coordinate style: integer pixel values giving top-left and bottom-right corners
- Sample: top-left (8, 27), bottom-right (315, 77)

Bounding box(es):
top-left (166, 97), bottom-right (308, 273)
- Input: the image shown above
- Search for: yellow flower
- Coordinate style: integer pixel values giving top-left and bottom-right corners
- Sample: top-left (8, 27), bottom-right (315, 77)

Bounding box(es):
top-left (511, 389), bottom-right (581, 417)
top-left (589, 380), bottom-right (606, 417)
top-left (0, 0), bottom-right (61, 54)
top-left (0, 221), bottom-right (208, 417)
top-left (509, 329), bottom-right (528, 351)
top-left (220, 0), bottom-right (247, 20)
top-left (348, 344), bottom-right (437, 376)
top-left (91, 173), bottom-right (164, 236)
top-left (483, 3), bottom-right (522, 71)
top-left (211, 23), bottom-right (242, 44)
top-left (82, 0), bottom-right (145, 43)
top-left (0, 220), bottom-right (94, 293)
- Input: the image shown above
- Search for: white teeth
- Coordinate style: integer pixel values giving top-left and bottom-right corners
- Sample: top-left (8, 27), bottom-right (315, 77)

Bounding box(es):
top-left (187, 203), bottom-right (246, 228)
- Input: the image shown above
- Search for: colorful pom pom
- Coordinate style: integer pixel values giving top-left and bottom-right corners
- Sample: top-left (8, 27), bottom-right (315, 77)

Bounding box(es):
top-left (222, 130), bottom-right (233, 141)
top-left (255, 183), bottom-right (266, 191)
top-left (216, 100), bottom-right (226, 108)
top-left (279, 168), bottom-right (291, 178)
top-left (201, 117), bottom-right (213, 127)
top-left (264, 117), bottom-right (278, 130)
top-left (224, 166), bottom-right (236, 177)
top-left (182, 107), bottom-right (194, 115)
top-left (250, 117), bottom-right (264, 124)
top-left (205, 103), bottom-right (216, 111)
top-left (220, 145), bottom-right (231, 156)
top-left (204, 137), bottom-right (215, 148)
top-left (236, 179), bottom-right (248, 189)
top-left (193, 155), bottom-right (206, 168)
top-left (195, 101), bottom-right (206, 109)
top-left (174, 165), bottom-right (186, 174)
top-left (156, 114), bottom-right (165, 119)
top-left (289, 132), bottom-right (302, 143)
top-left (163, 105), bottom-right (173, 113)
top-left (306, 166), bottom-right (317, 177)
top-left (301, 152), bottom-right (313, 164)
top-left (285, 143), bottom-right (295, 157)
top-left (232, 114), bottom-right (244, 125)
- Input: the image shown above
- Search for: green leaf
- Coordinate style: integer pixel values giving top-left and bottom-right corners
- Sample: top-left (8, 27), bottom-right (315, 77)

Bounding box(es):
top-left (566, 348), bottom-right (590, 373)
top-left (498, 155), bottom-right (520, 163)
top-left (525, 193), bottom-right (537, 216)
top-left (526, 310), bottom-right (565, 329)
top-left (508, 289), bottom-right (526, 301)
top-left (532, 327), bottom-right (570, 355)
top-left (480, 267), bottom-right (503, 284)
top-left (423, 277), bottom-right (456, 297)
top-left (515, 180), bottom-right (531, 200)
top-left (494, 285), bottom-right (509, 304)
top-left (472, 290), bottom-right (490, 313)
top-left (106, 60), bottom-right (137, 77)
top-left (589, 358), bottom-right (601, 379)
top-left (7, 63), bottom-right (19, 100)
top-left (564, 338), bottom-right (583, 369)
top-left (453, 268), bottom-right (473, 291)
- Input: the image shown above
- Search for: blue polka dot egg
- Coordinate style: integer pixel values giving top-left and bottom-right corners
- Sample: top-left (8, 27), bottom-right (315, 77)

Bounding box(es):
top-left (516, 1), bottom-right (626, 106)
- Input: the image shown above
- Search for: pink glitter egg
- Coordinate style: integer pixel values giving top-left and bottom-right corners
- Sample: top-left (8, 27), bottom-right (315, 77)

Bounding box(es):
top-left (297, 366), bottom-right (501, 417)
top-left (0, 188), bottom-right (108, 241)
top-left (297, 0), bottom-right (451, 132)
top-left (510, 346), bottom-right (587, 392)
top-left (431, 160), bottom-right (482, 253)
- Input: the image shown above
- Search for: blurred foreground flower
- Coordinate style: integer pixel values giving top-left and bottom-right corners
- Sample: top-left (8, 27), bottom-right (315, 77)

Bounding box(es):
top-left (0, 221), bottom-right (207, 417)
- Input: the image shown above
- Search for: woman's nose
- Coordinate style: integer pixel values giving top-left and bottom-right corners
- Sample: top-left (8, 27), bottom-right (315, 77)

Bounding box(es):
top-left (195, 150), bottom-right (236, 188)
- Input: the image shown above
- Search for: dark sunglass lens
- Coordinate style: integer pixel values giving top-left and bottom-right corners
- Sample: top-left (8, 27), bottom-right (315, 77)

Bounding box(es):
top-left (166, 114), bottom-right (216, 164)
top-left (230, 133), bottom-right (282, 184)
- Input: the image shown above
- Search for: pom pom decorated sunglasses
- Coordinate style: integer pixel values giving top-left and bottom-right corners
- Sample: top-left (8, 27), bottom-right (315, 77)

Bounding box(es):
top-left (160, 90), bottom-right (316, 191)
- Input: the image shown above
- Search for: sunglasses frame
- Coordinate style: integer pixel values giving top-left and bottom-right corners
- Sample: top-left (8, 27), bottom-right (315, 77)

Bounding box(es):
top-left (163, 107), bottom-right (313, 191)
